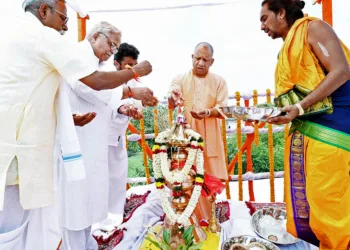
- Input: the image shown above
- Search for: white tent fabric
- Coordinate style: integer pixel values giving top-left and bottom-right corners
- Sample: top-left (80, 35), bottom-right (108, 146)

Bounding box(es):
top-left (66, 0), bottom-right (88, 17)
top-left (3, 0), bottom-right (350, 99)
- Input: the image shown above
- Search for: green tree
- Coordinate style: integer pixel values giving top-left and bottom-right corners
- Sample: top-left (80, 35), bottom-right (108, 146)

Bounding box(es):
top-left (227, 132), bottom-right (285, 174)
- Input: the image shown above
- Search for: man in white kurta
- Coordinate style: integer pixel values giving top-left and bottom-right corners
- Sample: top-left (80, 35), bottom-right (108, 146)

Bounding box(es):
top-left (59, 23), bottom-right (121, 250)
top-left (61, 24), bottom-right (158, 249)
top-left (0, 5), bottom-right (98, 250)
top-left (108, 43), bottom-right (144, 222)
top-left (0, 2), bottom-right (155, 249)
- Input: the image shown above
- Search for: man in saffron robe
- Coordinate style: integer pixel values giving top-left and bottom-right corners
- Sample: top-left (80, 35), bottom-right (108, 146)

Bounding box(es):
top-left (168, 42), bottom-right (228, 221)
top-left (260, 1), bottom-right (350, 249)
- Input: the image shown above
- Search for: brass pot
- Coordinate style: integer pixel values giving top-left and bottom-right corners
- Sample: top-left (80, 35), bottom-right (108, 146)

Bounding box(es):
top-left (171, 193), bottom-right (191, 210)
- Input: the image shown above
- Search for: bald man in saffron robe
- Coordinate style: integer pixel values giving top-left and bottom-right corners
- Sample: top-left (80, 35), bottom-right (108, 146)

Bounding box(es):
top-left (168, 42), bottom-right (228, 221)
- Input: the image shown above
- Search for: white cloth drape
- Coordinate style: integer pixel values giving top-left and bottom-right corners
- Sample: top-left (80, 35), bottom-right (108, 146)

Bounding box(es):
top-left (0, 186), bottom-right (61, 250)
top-left (60, 54), bottom-right (123, 230)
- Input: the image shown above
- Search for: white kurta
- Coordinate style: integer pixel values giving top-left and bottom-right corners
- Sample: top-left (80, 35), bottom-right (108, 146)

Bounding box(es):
top-left (0, 12), bottom-right (97, 250)
top-left (61, 60), bottom-right (123, 230)
top-left (0, 12), bottom-right (97, 211)
top-left (108, 79), bottom-right (142, 215)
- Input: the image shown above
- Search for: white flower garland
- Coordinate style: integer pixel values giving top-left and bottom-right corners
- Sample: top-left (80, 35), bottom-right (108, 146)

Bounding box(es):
top-left (153, 129), bottom-right (205, 226)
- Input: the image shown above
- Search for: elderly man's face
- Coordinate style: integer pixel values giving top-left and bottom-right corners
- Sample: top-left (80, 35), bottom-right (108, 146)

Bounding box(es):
top-left (192, 46), bottom-right (214, 77)
top-left (40, 0), bottom-right (68, 34)
top-left (92, 32), bottom-right (121, 62)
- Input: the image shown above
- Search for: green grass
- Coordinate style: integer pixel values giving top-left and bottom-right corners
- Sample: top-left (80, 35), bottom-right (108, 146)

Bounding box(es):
top-left (128, 153), bottom-right (145, 178)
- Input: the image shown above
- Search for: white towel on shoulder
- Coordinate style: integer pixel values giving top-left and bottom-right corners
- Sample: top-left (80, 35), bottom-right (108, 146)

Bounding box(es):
top-left (56, 81), bottom-right (86, 182)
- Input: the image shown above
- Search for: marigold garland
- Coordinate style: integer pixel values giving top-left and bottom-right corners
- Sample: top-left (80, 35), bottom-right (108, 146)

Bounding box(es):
top-left (153, 129), bottom-right (205, 226)
top-left (236, 91), bottom-right (243, 201)
top-left (221, 120), bottom-right (231, 199)
top-left (153, 109), bottom-right (159, 137)
top-left (140, 116), bottom-right (151, 184)
top-left (125, 129), bottom-right (128, 151)
top-left (253, 90), bottom-right (259, 146)
top-left (266, 89), bottom-right (275, 202)
top-left (168, 103), bottom-right (173, 127)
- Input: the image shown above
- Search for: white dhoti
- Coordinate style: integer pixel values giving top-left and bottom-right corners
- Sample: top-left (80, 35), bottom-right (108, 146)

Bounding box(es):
top-left (61, 226), bottom-right (97, 250)
top-left (0, 185), bottom-right (60, 250)
top-left (108, 137), bottom-right (128, 216)
top-left (108, 80), bottom-right (141, 217)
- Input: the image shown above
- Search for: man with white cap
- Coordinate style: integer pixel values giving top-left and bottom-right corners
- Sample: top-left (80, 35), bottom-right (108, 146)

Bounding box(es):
top-left (0, 0), bottom-right (155, 249)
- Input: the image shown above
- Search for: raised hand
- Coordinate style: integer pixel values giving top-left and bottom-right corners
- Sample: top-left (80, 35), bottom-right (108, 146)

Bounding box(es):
top-left (267, 105), bottom-right (299, 125)
top-left (118, 104), bottom-right (143, 120)
top-left (132, 87), bottom-right (158, 107)
top-left (169, 89), bottom-right (184, 107)
top-left (132, 61), bottom-right (152, 77)
top-left (142, 96), bottom-right (158, 107)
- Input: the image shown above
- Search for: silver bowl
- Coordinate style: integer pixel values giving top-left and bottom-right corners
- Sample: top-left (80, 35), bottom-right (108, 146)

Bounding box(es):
top-left (219, 106), bottom-right (282, 122)
top-left (251, 208), bottom-right (300, 245)
top-left (221, 235), bottom-right (280, 250)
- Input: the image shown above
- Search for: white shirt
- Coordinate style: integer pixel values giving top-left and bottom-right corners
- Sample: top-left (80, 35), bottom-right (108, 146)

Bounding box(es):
top-left (62, 60), bottom-right (123, 229)
top-left (0, 12), bottom-right (97, 210)
top-left (108, 79), bottom-right (143, 146)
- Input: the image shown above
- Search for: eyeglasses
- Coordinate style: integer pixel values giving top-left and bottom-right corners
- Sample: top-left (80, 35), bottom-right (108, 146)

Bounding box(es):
top-left (48, 6), bottom-right (69, 24)
top-left (98, 32), bottom-right (119, 54)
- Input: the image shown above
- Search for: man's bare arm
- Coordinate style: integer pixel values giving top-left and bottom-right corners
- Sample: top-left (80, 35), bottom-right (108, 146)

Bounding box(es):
top-left (80, 70), bottom-right (133, 91)
top-left (80, 60), bottom-right (152, 91)
top-left (300, 20), bottom-right (350, 110)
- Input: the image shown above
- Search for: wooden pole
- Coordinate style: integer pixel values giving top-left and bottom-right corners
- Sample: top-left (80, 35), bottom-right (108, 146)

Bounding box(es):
top-left (322, 0), bottom-right (333, 26)
top-left (77, 14), bottom-right (89, 41)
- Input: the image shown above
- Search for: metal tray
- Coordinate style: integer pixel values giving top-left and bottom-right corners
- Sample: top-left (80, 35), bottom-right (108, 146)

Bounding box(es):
top-left (221, 235), bottom-right (280, 250)
top-left (219, 106), bottom-right (282, 122)
top-left (250, 208), bottom-right (300, 245)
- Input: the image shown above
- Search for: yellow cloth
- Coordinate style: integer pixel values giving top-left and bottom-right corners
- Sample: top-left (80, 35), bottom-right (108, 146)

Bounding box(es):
top-left (140, 226), bottom-right (220, 250)
top-left (275, 17), bottom-right (350, 97)
top-left (169, 70), bottom-right (228, 221)
top-left (277, 17), bottom-right (350, 250)
top-left (285, 134), bottom-right (350, 250)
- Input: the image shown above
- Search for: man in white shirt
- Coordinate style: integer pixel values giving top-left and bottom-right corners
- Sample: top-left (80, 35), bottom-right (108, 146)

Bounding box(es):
top-left (0, 1), bottom-right (155, 249)
top-left (61, 24), bottom-right (158, 249)
top-left (108, 43), bottom-right (144, 223)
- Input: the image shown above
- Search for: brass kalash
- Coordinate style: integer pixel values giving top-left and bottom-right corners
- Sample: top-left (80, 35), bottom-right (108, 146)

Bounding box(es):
top-left (157, 113), bottom-right (207, 249)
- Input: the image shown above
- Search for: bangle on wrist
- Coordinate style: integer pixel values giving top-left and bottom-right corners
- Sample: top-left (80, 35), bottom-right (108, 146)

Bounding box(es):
top-left (125, 65), bottom-right (140, 82)
top-left (295, 103), bottom-right (304, 116)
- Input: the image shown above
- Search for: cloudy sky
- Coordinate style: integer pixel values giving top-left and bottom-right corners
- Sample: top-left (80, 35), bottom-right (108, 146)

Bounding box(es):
top-left (3, 0), bottom-right (350, 102)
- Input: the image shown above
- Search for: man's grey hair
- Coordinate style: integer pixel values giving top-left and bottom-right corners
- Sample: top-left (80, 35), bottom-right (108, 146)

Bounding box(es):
top-left (23, 0), bottom-right (62, 11)
top-left (87, 22), bottom-right (122, 40)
